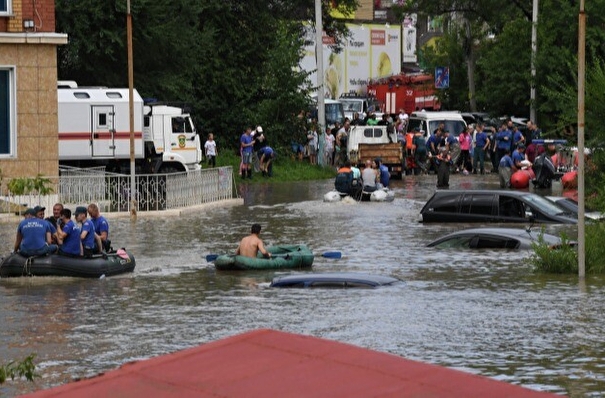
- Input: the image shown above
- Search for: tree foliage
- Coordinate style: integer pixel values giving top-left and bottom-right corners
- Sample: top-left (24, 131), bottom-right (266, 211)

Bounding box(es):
top-left (56, 0), bottom-right (358, 151)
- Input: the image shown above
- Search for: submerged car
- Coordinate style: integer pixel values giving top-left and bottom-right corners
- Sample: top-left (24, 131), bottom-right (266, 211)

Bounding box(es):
top-left (270, 273), bottom-right (399, 288)
top-left (427, 227), bottom-right (565, 250)
top-left (420, 190), bottom-right (577, 224)
top-left (545, 196), bottom-right (605, 221)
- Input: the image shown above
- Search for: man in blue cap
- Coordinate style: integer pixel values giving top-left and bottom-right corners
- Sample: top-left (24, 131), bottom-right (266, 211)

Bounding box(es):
top-left (13, 208), bottom-right (58, 257)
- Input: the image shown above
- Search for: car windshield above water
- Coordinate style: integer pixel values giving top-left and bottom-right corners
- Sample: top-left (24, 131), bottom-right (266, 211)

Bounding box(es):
top-left (523, 194), bottom-right (572, 216)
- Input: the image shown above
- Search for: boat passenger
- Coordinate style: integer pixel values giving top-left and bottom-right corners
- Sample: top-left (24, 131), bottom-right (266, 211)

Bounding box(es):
top-left (88, 203), bottom-right (110, 252)
top-left (77, 206), bottom-right (103, 257)
top-left (57, 208), bottom-right (83, 256)
top-left (13, 208), bottom-right (58, 257)
top-left (46, 203), bottom-right (65, 245)
top-left (361, 159), bottom-right (378, 192)
top-left (236, 224), bottom-right (271, 259)
top-left (34, 205), bottom-right (61, 246)
top-left (335, 161), bottom-right (354, 195)
top-left (375, 158), bottom-right (390, 188)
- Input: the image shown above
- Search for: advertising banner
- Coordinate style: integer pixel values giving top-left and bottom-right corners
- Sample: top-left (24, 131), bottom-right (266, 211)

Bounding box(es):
top-left (301, 23), bottom-right (401, 98)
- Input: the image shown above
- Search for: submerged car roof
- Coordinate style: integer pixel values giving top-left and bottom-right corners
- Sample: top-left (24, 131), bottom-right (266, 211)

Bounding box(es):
top-left (427, 227), bottom-right (563, 249)
top-left (430, 189), bottom-right (535, 197)
top-left (270, 273), bottom-right (399, 288)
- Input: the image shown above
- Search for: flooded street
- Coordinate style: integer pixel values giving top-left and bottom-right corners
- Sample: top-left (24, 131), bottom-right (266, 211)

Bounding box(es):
top-left (1, 174), bottom-right (604, 397)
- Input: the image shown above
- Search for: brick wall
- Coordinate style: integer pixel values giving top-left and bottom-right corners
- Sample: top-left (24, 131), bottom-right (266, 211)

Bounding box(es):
top-left (2, 0), bottom-right (56, 33)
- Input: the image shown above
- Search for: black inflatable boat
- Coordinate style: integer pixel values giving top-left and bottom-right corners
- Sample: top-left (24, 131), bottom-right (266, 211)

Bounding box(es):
top-left (0, 249), bottom-right (136, 278)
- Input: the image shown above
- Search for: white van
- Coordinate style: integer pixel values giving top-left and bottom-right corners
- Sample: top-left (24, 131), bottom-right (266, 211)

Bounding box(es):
top-left (407, 111), bottom-right (467, 139)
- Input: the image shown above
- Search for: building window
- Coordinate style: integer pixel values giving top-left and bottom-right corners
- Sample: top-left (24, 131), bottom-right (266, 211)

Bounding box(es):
top-left (0, 68), bottom-right (16, 156)
top-left (1, 1), bottom-right (12, 15)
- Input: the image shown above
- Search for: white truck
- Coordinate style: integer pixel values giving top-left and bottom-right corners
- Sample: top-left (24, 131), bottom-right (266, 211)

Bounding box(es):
top-left (347, 125), bottom-right (403, 178)
top-left (57, 83), bottom-right (202, 173)
top-left (339, 94), bottom-right (383, 121)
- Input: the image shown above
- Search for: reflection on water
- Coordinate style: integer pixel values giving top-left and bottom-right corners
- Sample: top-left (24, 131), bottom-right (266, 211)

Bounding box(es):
top-left (0, 174), bottom-right (601, 397)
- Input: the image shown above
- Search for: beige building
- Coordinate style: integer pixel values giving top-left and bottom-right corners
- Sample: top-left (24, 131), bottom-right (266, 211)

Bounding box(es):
top-left (0, 0), bottom-right (67, 182)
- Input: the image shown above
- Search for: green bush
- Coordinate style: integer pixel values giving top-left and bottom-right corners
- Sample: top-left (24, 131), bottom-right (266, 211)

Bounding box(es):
top-left (215, 151), bottom-right (336, 183)
top-left (530, 223), bottom-right (605, 274)
top-left (0, 354), bottom-right (37, 384)
top-left (530, 230), bottom-right (578, 274)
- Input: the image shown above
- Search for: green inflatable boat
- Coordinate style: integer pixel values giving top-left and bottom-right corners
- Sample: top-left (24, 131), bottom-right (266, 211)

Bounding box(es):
top-left (214, 245), bottom-right (314, 271)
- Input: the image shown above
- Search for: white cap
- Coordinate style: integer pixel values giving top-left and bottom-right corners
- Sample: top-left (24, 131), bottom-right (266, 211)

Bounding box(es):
top-left (256, 126), bottom-right (263, 133)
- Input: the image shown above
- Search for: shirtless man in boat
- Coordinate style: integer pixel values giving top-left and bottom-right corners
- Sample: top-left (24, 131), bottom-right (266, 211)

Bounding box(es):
top-left (236, 224), bottom-right (271, 258)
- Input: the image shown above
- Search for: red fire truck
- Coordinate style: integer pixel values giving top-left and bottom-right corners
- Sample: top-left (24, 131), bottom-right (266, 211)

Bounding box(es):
top-left (367, 72), bottom-right (440, 115)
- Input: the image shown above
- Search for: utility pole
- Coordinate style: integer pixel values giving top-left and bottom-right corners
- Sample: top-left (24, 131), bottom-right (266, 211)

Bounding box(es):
top-left (315, 0), bottom-right (325, 167)
top-left (530, 0), bottom-right (538, 123)
top-left (577, 0), bottom-right (586, 278)
top-left (127, 0), bottom-right (136, 218)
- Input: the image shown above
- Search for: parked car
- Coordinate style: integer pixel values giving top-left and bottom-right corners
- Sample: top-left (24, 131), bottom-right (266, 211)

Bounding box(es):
top-left (420, 190), bottom-right (577, 224)
top-left (545, 196), bottom-right (605, 221)
top-left (270, 273), bottom-right (399, 288)
top-left (427, 227), bottom-right (566, 250)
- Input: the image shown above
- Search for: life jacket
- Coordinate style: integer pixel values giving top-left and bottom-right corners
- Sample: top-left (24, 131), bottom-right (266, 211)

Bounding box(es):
top-left (405, 132), bottom-right (414, 150)
top-left (335, 171), bottom-right (353, 194)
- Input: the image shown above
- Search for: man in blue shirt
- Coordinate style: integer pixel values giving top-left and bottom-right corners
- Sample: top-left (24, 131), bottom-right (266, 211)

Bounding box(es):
top-left (375, 158), bottom-right (390, 188)
top-left (240, 127), bottom-right (254, 179)
top-left (88, 203), bottom-right (110, 252)
top-left (498, 150), bottom-right (514, 188)
top-left (473, 124), bottom-right (491, 175)
top-left (496, 123), bottom-right (513, 166)
top-left (75, 206), bottom-right (102, 257)
top-left (13, 208), bottom-right (57, 257)
top-left (259, 146), bottom-right (276, 177)
top-left (512, 125), bottom-right (525, 149)
top-left (57, 208), bottom-right (82, 256)
top-left (512, 144), bottom-right (528, 170)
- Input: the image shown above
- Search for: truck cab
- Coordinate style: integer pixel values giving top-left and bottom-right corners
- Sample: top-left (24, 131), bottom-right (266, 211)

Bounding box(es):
top-left (338, 93), bottom-right (383, 121)
top-left (143, 104), bottom-right (202, 172)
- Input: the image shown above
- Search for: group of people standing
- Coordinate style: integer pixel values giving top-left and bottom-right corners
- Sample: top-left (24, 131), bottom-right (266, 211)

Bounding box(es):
top-left (240, 126), bottom-right (275, 178)
top-left (14, 203), bottom-right (110, 258)
top-left (404, 119), bottom-right (543, 189)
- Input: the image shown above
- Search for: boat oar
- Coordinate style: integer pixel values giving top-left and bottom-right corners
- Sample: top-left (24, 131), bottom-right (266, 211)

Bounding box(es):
top-left (206, 251), bottom-right (342, 262)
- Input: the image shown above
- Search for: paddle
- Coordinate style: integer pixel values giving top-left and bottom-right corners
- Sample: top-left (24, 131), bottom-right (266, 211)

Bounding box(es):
top-left (206, 254), bottom-right (219, 262)
top-left (321, 251), bottom-right (342, 259)
top-left (205, 251), bottom-right (342, 262)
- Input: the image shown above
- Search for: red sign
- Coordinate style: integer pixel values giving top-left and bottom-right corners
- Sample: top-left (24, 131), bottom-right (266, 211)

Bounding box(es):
top-left (322, 33), bottom-right (335, 45)
top-left (371, 30), bottom-right (385, 45)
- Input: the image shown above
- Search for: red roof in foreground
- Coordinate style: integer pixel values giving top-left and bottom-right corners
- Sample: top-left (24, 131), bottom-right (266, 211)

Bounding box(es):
top-left (23, 329), bottom-right (560, 398)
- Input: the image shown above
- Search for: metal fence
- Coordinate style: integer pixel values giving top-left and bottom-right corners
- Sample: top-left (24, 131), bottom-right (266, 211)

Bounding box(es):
top-left (0, 166), bottom-right (235, 214)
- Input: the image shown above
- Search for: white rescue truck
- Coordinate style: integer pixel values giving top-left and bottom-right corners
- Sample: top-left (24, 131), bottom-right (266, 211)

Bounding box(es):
top-left (57, 83), bottom-right (202, 173)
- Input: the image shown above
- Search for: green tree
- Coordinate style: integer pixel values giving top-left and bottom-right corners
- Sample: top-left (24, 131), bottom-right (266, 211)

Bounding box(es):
top-left (56, 0), bottom-right (359, 152)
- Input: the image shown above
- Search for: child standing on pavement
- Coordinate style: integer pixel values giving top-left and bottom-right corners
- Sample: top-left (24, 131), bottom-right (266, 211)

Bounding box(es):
top-left (204, 133), bottom-right (218, 168)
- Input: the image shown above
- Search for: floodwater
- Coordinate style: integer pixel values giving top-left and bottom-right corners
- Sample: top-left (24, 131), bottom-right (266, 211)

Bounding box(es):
top-left (1, 173), bottom-right (604, 397)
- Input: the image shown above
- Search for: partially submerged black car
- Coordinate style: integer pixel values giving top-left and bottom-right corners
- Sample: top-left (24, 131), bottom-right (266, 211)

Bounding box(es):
top-left (420, 190), bottom-right (577, 224)
top-left (427, 227), bottom-right (565, 250)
